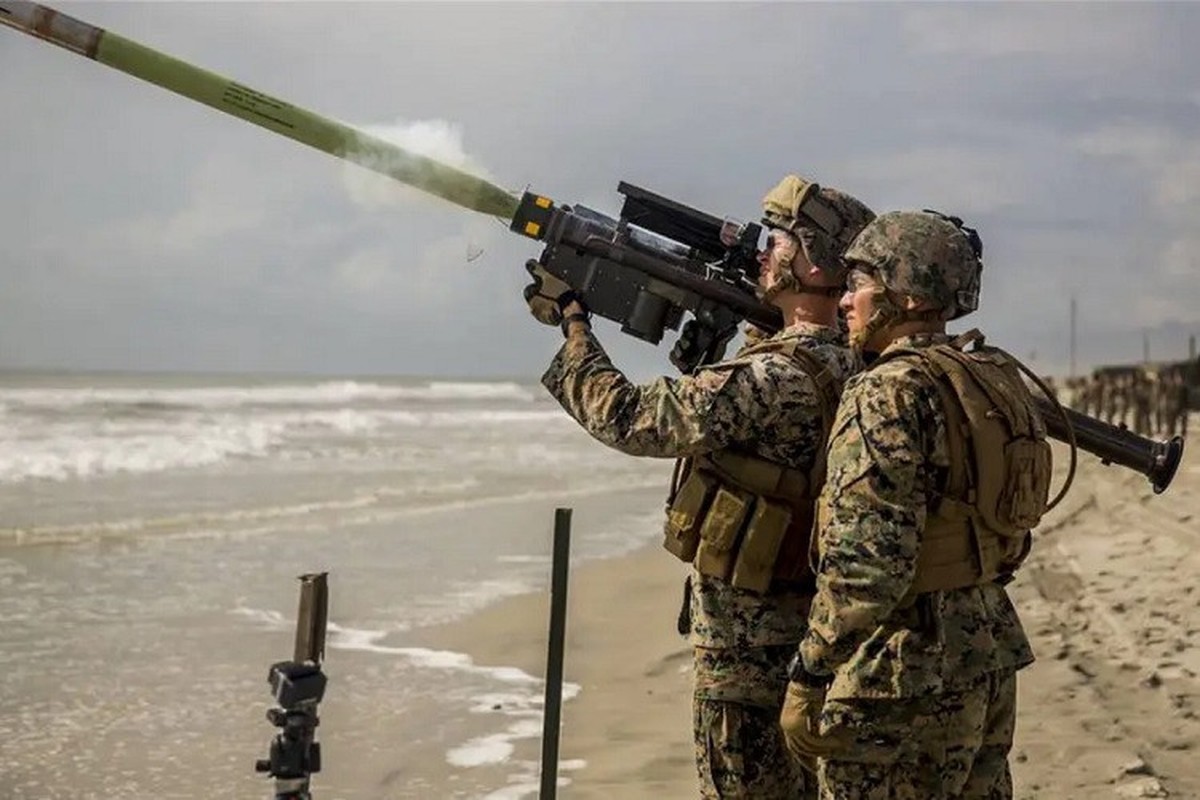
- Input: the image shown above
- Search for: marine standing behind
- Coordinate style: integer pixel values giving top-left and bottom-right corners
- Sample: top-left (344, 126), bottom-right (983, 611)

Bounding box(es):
top-left (525, 175), bottom-right (874, 798)
top-left (780, 212), bottom-right (1050, 799)
top-left (1132, 373), bottom-right (1153, 437)
top-left (1084, 375), bottom-right (1102, 418)
top-left (1165, 371), bottom-right (1190, 438)
top-left (1100, 374), bottom-right (1117, 424)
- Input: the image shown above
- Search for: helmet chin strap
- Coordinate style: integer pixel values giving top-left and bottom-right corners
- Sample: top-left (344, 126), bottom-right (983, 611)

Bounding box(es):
top-left (896, 308), bottom-right (951, 324)
top-left (850, 287), bottom-right (901, 354)
top-left (760, 261), bottom-right (842, 304)
top-left (851, 290), bottom-right (950, 354)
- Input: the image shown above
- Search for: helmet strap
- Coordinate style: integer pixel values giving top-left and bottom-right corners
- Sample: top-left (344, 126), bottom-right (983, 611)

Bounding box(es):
top-left (850, 287), bottom-right (900, 354)
top-left (761, 253), bottom-right (843, 303)
top-left (853, 302), bottom-right (949, 353)
top-left (893, 307), bottom-right (949, 324)
top-left (759, 256), bottom-right (801, 304)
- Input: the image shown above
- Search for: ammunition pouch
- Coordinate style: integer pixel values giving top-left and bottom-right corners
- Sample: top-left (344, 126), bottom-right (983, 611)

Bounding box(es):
top-left (662, 465), bottom-right (716, 564)
top-left (663, 452), bottom-right (814, 593)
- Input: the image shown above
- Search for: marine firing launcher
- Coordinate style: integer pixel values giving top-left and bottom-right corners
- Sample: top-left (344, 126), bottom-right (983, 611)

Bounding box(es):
top-left (509, 182), bottom-right (1184, 494)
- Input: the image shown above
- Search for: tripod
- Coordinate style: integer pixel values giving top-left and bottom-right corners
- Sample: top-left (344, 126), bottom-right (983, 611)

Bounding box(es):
top-left (255, 573), bottom-right (328, 800)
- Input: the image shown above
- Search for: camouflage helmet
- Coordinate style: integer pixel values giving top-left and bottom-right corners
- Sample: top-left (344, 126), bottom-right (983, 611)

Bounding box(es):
top-left (842, 210), bottom-right (982, 319)
top-left (761, 175), bottom-right (875, 276)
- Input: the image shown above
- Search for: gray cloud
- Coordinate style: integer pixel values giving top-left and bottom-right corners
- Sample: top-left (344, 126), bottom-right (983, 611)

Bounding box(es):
top-left (1, 1), bottom-right (1198, 380)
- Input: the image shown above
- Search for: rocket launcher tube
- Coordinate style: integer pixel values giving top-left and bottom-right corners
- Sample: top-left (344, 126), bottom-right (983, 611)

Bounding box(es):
top-left (0, 1), bottom-right (519, 219)
top-left (1033, 397), bottom-right (1182, 495)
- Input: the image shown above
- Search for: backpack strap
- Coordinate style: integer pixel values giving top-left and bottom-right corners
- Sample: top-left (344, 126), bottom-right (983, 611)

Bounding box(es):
top-left (766, 340), bottom-right (844, 583)
top-left (782, 342), bottom-right (842, 447)
top-left (873, 345), bottom-right (971, 507)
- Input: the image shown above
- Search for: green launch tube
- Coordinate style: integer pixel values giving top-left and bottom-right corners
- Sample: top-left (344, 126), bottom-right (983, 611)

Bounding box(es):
top-left (0, 1), bottom-right (520, 219)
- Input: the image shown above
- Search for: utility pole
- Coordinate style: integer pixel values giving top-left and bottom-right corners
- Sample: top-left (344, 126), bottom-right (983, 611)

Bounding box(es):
top-left (1069, 295), bottom-right (1077, 378)
top-left (1143, 329), bottom-right (1150, 364)
top-left (1190, 334), bottom-right (1196, 361)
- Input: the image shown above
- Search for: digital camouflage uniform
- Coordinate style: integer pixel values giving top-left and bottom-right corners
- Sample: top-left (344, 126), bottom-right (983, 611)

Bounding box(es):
top-left (799, 333), bottom-right (1035, 799)
top-left (542, 323), bottom-right (858, 799)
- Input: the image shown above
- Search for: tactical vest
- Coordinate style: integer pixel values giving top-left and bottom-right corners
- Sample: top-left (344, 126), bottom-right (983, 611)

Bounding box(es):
top-left (661, 339), bottom-right (841, 594)
top-left (878, 331), bottom-right (1052, 598)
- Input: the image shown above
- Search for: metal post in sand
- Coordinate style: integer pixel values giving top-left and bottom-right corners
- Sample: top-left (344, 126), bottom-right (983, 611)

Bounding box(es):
top-left (539, 508), bottom-right (571, 799)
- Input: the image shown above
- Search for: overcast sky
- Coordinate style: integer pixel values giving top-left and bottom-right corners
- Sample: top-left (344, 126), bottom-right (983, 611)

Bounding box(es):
top-left (2, 1), bottom-right (1198, 380)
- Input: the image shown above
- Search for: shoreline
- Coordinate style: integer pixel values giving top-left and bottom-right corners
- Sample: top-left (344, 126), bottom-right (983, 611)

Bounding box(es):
top-left (411, 538), bottom-right (696, 799)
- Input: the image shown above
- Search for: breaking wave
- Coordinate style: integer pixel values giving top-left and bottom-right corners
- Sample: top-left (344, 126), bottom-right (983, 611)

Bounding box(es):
top-left (0, 379), bottom-right (536, 411)
top-left (0, 377), bottom-right (570, 484)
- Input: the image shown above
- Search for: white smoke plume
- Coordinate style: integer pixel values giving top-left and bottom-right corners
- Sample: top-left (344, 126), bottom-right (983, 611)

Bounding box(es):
top-left (340, 118), bottom-right (495, 211)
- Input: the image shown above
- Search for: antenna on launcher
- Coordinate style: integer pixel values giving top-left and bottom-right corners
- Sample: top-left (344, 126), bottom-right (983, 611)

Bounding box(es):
top-left (256, 573), bottom-right (329, 800)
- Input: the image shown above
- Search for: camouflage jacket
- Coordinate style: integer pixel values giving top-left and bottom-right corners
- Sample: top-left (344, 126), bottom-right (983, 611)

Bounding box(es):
top-left (799, 333), bottom-right (1035, 700)
top-left (542, 322), bottom-right (858, 650)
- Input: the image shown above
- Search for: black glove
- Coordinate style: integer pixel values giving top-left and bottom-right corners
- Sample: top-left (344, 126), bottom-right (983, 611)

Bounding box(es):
top-left (522, 260), bottom-right (575, 326)
top-left (670, 319), bottom-right (738, 374)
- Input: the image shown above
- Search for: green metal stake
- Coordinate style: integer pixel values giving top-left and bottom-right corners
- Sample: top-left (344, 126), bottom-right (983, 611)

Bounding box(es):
top-left (539, 508), bottom-right (571, 799)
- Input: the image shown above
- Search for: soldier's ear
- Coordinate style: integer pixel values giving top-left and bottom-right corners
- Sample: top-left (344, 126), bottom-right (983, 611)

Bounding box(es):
top-left (804, 261), bottom-right (843, 288)
top-left (900, 294), bottom-right (935, 312)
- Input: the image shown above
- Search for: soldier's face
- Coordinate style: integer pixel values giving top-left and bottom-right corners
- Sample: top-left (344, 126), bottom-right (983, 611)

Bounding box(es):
top-left (841, 268), bottom-right (878, 339)
top-left (756, 230), bottom-right (802, 292)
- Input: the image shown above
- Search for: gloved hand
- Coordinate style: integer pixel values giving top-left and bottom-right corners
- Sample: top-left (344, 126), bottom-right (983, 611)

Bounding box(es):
top-left (670, 319), bottom-right (737, 374)
top-left (741, 322), bottom-right (771, 349)
top-left (522, 260), bottom-right (574, 326)
top-left (779, 679), bottom-right (838, 774)
top-left (670, 320), bottom-right (707, 374)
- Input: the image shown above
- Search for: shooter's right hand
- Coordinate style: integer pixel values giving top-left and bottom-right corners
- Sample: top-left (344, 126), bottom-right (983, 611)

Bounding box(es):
top-left (522, 260), bottom-right (576, 326)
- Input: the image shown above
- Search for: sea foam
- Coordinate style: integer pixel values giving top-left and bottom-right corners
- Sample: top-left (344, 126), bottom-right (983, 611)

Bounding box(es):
top-left (0, 379), bottom-right (536, 410)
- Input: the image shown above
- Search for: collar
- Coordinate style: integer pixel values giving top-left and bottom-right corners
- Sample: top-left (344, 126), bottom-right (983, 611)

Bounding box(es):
top-left (776, 321), bottom-right (845, 346)
top-left (877, 332), bottom-right (952, 357)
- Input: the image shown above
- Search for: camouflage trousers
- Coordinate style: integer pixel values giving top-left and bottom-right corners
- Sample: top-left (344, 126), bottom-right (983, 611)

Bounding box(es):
top-left (693, 644), bottom-right (813, 799)
top-left (815, 669), bottom-right (1017, 800)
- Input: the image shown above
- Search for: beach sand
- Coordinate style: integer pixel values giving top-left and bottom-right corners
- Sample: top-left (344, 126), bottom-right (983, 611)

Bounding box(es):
top-left (411, 441), bottom-right (1200, 799)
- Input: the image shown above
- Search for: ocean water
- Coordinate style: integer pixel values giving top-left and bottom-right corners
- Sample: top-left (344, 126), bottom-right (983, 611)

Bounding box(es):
top-left (0, 371), bottom-right (672, 799)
